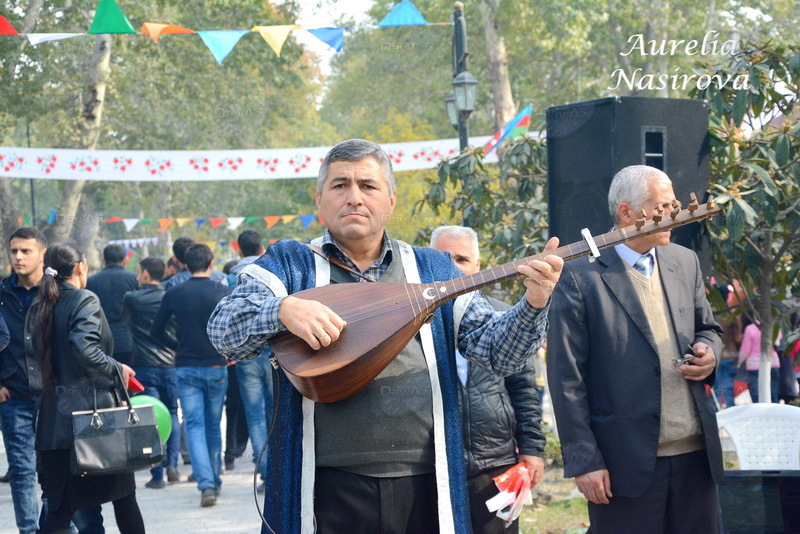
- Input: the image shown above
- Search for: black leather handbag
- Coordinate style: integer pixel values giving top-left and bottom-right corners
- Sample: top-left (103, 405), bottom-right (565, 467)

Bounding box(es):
top-left (71, 367), bottom-right (163, 476)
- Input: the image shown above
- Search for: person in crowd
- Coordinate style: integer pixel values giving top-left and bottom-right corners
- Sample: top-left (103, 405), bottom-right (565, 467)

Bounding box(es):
top-left (431, 225), bottom-right (545, 534)
top-left (161, 257), bottom-right (180, 286)
top-left (222, 364), bottom-right (249, 473)
top-left (121, 257), bottom-right (181, 488)
top-left (547, 165), bottom-right (724, 533)
top-left (738, 320), bottom-right (781, 403)
top-left (29, 242), bottom-right (144, 534)
top-left (227, 229), bottom-right (273, 492)
top-left (86, 244), bottom-right (138, 366)
top-left (151, 244), bottom-right (231, 507)
top-left (208, 139), bottom-right (563, 533)
top-left (161, 237), bottom-right (228, 290)
top-left (714, 286), bottom-right (744, 408)
top-left (0, 228), bottom-right (47, 533)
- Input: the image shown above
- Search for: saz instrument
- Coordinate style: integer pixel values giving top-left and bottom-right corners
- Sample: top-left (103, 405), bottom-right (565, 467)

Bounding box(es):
top-left (270, 195), bottom-right (719, 403)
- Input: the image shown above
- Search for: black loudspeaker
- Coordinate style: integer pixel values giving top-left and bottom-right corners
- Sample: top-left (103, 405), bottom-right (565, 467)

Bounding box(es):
top-left (546, 97), bottom-right (711, 275)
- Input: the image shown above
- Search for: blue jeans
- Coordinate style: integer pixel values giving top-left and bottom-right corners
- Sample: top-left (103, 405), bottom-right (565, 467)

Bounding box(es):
top-left (236, 353), bottom-right (274, 480)
top-left (747, 367), bottom-right (780, 403)
top-left (714, 359), bottom-right (737, 407)
top-left (134, 366), bottom-right (181, 481)
top-left (176, 366), bottom-right (227, 492)
top-left (0, 399), bottom-right (41, 533)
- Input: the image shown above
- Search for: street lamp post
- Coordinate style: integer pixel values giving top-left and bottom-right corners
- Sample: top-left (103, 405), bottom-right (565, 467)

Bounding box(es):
top-left (447, 1), bottom-right (477, 151)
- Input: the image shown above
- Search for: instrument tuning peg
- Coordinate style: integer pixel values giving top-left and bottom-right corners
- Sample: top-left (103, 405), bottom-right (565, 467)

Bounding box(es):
top-left (688, 193), bottom-right (699, 214)
top-left (653, 206), bottom-right (663, 224)
top-left (635, 209), bottom-right (647, 230)
top-left (706, 196), bottom-right (716, 210)
top-left (670, 199), bottom-right (682, 220)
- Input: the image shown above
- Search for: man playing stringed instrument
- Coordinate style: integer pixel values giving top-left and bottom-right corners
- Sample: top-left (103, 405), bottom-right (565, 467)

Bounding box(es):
top-left (208, 139), bottom-right (563, 534)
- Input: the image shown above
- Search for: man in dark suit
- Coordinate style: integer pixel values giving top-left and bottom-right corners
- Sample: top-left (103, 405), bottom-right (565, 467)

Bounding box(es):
top-left (547, 165), bottom-right (723, 533)
top-left (86, 244), bottom-right (138, 365)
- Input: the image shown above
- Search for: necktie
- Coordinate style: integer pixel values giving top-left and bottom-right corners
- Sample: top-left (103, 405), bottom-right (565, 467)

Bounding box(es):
top-left (634, 253), bottom-right (654, 277)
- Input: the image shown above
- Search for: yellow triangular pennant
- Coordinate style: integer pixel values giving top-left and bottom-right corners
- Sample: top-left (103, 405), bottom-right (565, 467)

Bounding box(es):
top-left (252, 25), bottom-right (300, 56)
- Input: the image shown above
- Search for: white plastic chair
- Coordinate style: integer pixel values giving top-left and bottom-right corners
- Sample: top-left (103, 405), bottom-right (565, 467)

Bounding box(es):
top-left (716, 404), bottom-right (800, 470)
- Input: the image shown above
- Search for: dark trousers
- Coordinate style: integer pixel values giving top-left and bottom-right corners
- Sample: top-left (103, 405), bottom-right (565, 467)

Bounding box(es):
top-left (314, 467), bottom-right (438, 534)
top-left (466, 463), bottom-right (519, 534)
top-left (587, 450), bottom-right (717, 534)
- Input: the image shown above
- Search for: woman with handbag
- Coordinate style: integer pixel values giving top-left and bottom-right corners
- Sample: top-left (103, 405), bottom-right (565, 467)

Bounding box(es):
top-left (29, 242), bottom-right (146, 533)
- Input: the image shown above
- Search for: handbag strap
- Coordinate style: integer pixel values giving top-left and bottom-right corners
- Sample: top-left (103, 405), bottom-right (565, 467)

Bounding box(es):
top-left (111, 365), bottom-right (141, 425)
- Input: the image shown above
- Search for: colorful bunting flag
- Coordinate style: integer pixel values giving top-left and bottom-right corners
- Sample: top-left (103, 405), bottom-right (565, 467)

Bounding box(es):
top-left (27, 33), bottom-right (84, 46)
top-left (141, 22), bottom-right (194, 44)
top-left (244, 216), bottom-right (262, 224)
top-left (306, 27), bottom-right (345, 52)
top-left (300, 215), bottom-right (316, 229)
top-left (227, 217), bottom-right (245, 230)
top-left (281, 215), bottom-right (298, 225)
top-left (483, 104), bottom-right (533, 155)
top-left (194, 218), bottom-right (207, 230)
top-left (210, 217), bottom-right (226, 229)
top-left (140, 218), bottom-right (156, 225)
top-left (157, 218), bottom-right (174, 232)
top-left (230, 241), bottom-right (240, 254)
top-left (253, 25), bottom-right (299, 57)
top-left (0, 15), bottom-right (19, 35)
top-left (264, 216), bottom-right (280, 229)
top-left (175, 218), bottom-right (193, 227)
top-left (48, 209), bottom-right (57, 224)
top-left (88, 0), bottom-right (136, 34)
top-left (105, 216), bottom-right (122, 223)
top-left (379, 0), bottom-right (428, 27)
top-left (123, 218), bottom-right (139, 232)
top-left (197, 30), bottom-right (249, 64)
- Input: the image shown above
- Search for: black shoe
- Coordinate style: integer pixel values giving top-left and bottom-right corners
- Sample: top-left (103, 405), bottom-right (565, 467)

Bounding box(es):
top-left (0, 471), bottom-right (9, 483)
top-left (225, 457), bottom-right (235, 472)
top-left (188, 473), bottom-right (196, 483)
top-left (145, 478), bottom-right (166, 489)
top-left (200, 488), bottom-right (216, 507)
top-left (166, 466), bottom-right (180, 483)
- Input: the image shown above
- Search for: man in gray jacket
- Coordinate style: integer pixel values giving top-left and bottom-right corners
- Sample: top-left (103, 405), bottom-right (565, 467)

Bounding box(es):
top-left (432, 225), bottom-right (545, 534)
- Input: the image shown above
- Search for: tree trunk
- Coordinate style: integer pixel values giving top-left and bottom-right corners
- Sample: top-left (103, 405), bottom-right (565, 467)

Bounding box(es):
top-left (757, 230), bottom-right (775, 403)
top-left (0, 0), bottom-right (45, 261)
top-left (479, 0), bottom-right (516, 130)
top-left (49, 34), bottom-right (113, 243)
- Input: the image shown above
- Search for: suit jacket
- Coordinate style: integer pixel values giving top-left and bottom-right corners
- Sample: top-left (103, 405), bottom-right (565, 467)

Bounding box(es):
top-left (547, 243), bottom-right (723, 498)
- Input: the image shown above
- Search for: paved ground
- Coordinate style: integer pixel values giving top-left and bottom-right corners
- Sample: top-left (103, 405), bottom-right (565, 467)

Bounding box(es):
top-left (0, 419), bottom-right (266, 534)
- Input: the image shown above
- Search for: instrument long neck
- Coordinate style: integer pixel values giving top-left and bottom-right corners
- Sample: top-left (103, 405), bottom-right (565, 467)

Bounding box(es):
top-left (443, 228), bottom-right (627, 301)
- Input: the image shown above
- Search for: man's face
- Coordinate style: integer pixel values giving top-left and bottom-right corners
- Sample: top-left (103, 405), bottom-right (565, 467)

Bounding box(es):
top-left (618, 179), bottom-right (677, 253)
top-left (136, 266), bottom-right (148, 287)
top-left (433, 234), bottom-right (480, 275)
top-left (316, 158), bottom-right (396, 246)
top-left (9, 238), bottom-right (46, 279)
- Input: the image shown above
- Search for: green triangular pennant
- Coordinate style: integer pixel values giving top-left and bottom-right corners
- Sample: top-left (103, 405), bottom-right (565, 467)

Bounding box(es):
top-left (88, 0), bottom-right (135, 34)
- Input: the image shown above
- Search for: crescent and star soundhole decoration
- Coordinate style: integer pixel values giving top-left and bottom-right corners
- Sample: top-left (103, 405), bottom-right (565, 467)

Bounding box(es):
top-left (268, 194), bottom-right (718, 403)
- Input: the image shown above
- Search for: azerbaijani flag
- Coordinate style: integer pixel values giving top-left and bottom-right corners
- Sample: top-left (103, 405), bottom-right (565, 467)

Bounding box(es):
top-left (483, 104), bottom-right (533, 155)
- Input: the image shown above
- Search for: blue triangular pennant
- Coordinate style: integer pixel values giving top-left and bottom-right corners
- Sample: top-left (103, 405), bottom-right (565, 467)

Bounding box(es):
top-left (300, 215), bottom-right (316, 229)
top-left (306, 27), bottom-right (346, 52)
top-left (195, 218), bottom-right (207, 230)
top-left (378, 0), bottom-right (428, 27)
top-left (197, 30), bottom-right (249, 64)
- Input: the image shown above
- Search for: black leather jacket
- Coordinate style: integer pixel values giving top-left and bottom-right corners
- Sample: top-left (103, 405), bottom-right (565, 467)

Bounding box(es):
top-left (0, 275), bottom-right (42, 402)
top-left (458, 297), bottom-right (546, 475)
top-left (121, 285), bottom-right (175, 368)
top-left (28, 283), bottom-right (123, 451)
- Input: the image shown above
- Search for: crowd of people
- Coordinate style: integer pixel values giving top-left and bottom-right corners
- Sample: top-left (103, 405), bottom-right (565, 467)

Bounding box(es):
top-left (0, 138), bottom-right (795, 534)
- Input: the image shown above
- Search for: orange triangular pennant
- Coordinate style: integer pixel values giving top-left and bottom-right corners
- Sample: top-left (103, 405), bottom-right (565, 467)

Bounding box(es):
top-left (157, 218), bottom-right (175, 232)
top-left (141, 22), bottom-right (194, 43)
top-left (264, 216), bottom-right (281, 228)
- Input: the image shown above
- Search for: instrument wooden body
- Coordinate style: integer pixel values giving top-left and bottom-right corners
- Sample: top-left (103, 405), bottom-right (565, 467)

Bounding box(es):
top-left (271, 196), bottom-right (719, 403)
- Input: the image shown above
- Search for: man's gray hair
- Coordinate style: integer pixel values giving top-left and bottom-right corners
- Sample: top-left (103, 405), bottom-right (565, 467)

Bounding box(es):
top-left (607, 165), bottom-right (672, 224)
top-left (317, 139), bottom-right (396, 194)
top-left (429, 225), bottom-right (480, 257)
